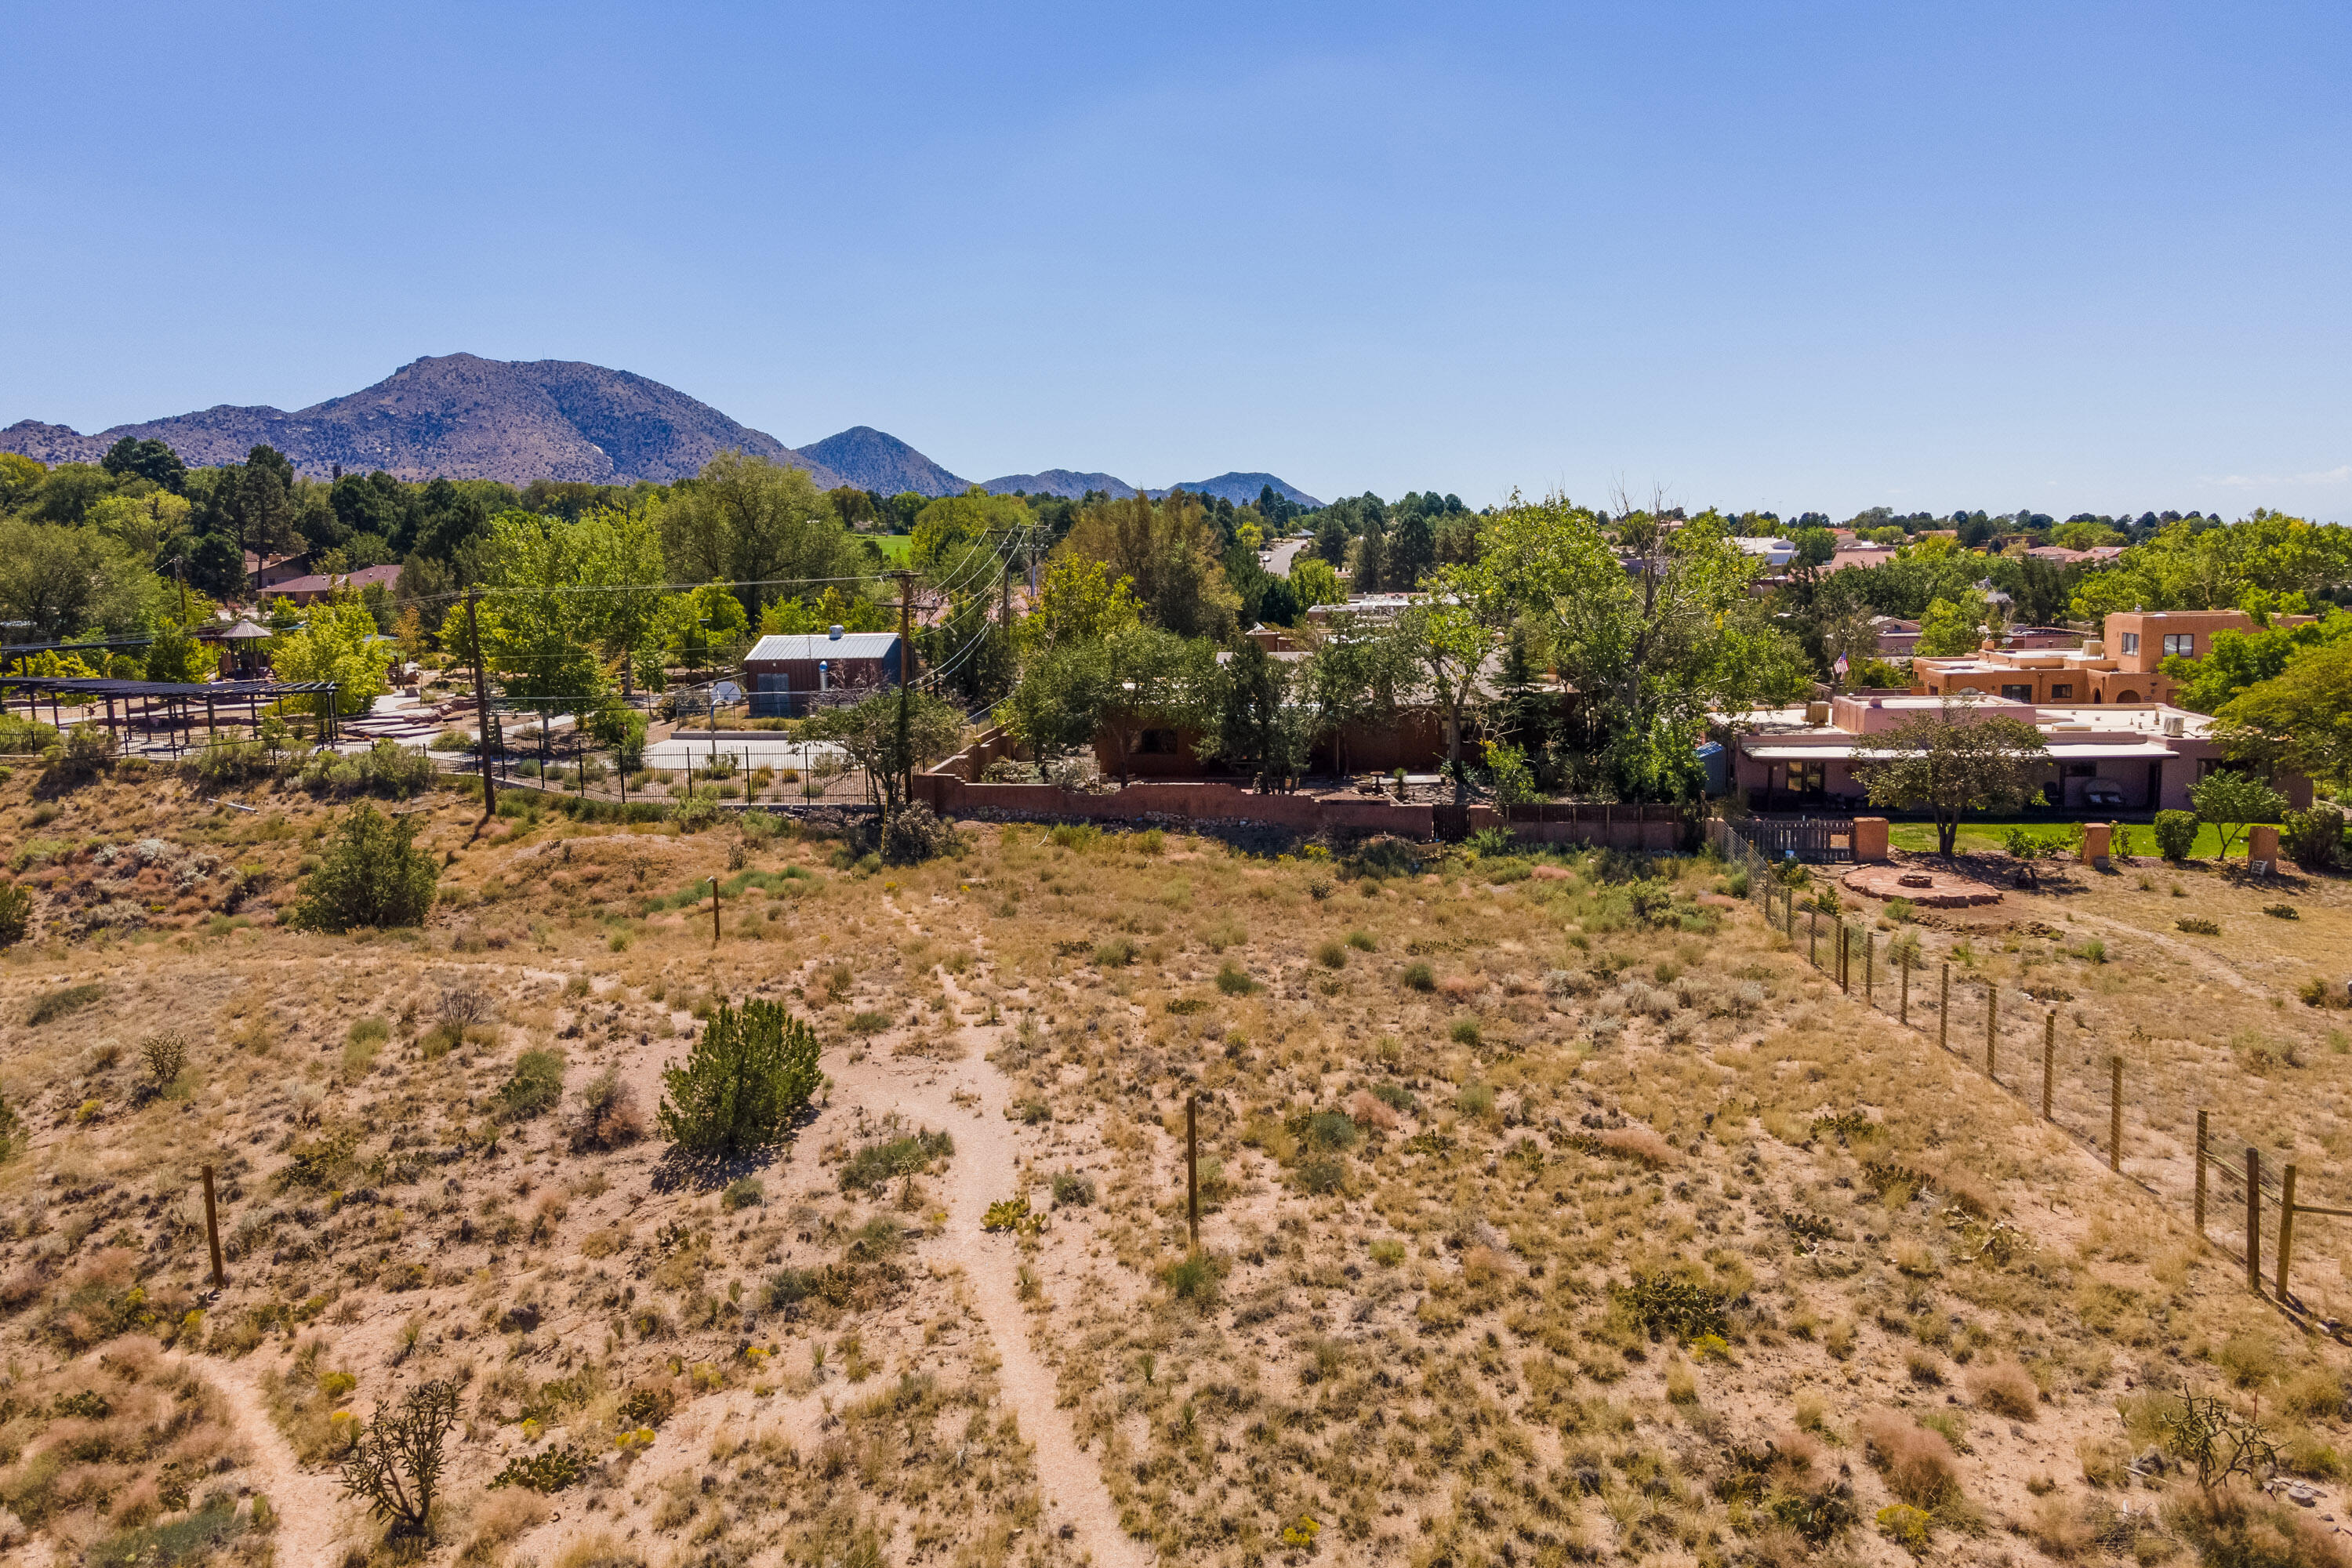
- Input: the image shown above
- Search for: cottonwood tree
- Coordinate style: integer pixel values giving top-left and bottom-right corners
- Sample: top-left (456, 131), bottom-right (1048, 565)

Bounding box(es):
top-left (1850, 695), bottom-right (2051, 857)
top-left (803, 684), bottom-right (963, 820)
top-left (656, 452), bottom-right (867, 621)
top-left (2214, 640), bottom-right (2352, 789)
top-left (659, 999), bottom-right (822, 1158)
top-left (1391, 574), bottom-right (1506, 799)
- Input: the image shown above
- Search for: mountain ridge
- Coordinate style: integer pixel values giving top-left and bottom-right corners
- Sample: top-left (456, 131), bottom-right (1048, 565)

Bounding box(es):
top-left (1, 354), bottom-right (1321, 506)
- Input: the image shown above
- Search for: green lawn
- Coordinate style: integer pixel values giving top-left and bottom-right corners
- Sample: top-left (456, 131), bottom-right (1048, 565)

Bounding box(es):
top-left (873, 534), bottom-right (913, 564)
top-left (1886, 819), bottom-right (2236, 858)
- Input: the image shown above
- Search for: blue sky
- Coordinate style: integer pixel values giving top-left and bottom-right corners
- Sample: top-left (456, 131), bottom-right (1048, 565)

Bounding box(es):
top-left (5, 2), bottom-right (2348, 519)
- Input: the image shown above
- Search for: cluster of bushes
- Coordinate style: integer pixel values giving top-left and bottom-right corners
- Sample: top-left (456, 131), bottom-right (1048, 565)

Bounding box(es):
top-left (187, 737), bottom-right (437, 798)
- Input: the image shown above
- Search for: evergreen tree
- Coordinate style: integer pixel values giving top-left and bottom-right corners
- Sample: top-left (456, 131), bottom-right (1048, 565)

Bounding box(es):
top-left (291, 803), bottom-right (439, 931)
top-left (658, 1000), bottom-right (822, 1157)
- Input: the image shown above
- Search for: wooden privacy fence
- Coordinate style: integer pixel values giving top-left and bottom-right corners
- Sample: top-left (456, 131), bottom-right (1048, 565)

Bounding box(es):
top-left (1735, 871), bottom-right (2350, 1328)
top-left (1715, 814), bottom-right (1855, 865)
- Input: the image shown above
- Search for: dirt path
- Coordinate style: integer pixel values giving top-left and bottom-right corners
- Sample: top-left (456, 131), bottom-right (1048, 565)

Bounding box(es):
top-left (186, 1349), bottom-right (349, 1568)
top-left (851, 902), bottom-right (1150, 1568)
top-left (2064, 908), bottom-right (2270, 997)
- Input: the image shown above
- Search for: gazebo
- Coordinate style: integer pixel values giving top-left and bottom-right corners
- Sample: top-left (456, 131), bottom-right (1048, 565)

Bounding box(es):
top-left (213, 619), bottom-right (274, 679)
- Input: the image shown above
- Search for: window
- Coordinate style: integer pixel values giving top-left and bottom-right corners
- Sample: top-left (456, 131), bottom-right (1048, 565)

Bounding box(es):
top-left (2049, 683), bottom-right (2074, 699)
top-left (2163, 633), bottom-right (2195, 658)
top-left (2065, 762), bottom-right (2096, 778)
top-left (1137, 728), bottom-right (1178, 755)
top-left (1782, 760), bottom-right (1825, 796)
top-left (2118, 632), bottom-right (2140, 654)
top-left (2000, 684), bottom-right (2034, 702)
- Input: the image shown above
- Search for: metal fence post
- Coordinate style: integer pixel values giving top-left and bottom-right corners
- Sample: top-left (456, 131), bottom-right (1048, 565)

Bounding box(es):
top-left (2246, 1148), bottom-right (2261, 1294)
top-left (2278, 1164), bottom-right (2298, 1302)
top-left (1938, 964), bottom-right (1950, 1053)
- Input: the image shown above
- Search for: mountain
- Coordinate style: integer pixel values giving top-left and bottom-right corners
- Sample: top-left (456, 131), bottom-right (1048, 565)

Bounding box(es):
top-left (2, 356), bottom-right (1324, 506)
top-left (795, 426), bottom-right (968, 498)
top-left (0, 354), bottom-right (851, 488)
top-left (980, 469), bottom-right (1138, 500)
top-left (1148, 472), bottom-right (1323, 508)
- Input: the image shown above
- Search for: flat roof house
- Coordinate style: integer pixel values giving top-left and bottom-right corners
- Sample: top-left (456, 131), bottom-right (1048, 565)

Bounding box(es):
top-left (1910, 609), bottom-right (2297, 707)
top-left (742, 631), bottom-right (902, 717)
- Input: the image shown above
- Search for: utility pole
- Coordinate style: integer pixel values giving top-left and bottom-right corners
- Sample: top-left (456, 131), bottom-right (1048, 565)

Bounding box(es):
top-left (465, 592), bottom-right (496, 817)
top-left (894, 571), bottom-right (914, 818)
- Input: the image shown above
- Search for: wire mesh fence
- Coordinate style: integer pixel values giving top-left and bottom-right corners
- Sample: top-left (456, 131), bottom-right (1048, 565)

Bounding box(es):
top-left (1713, 815), bottom-right (2348, 1334)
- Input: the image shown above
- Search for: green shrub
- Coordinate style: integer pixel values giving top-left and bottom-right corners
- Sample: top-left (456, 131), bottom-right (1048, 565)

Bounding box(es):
top-left (839, 1127), bottom-right (953, 1194)
top-left (656, 1000), bottom-right (823, 1158)
top-left (1371, 1081), bottom-right (1416, 1112)
top-left (1345, 929), bottom-right (1376, 951)
top-left (1457, 1080), bottom-right (1497, 1116)
top-left (721, 1176), bottom-right (765, 1211)
top-left (1293, 1156), bottom-right (1347, 1195)
top-left (88, 1502), bottom-right (245, 1568)
top-left (497, 1050), bottom-right (566, 1120)
top-left (2153, 809), bottom-right (2199, 862)
top-left (1051, 1170), bottom-right (1096, 1207)
top-left (1315, 939), bottom-right (1348, 969)
top-left (489, 1441), bottom-right (591, 1493)
top-left (1617, 1271), bottom-right (1730, 1342)
top-left (1401, 960), bottom-right (1436, 991)
top-left (1301, 1110), bottom-right (1358, 1150)
top-left (2177, 916), bottom-right (2221, 936)
top-left (290, 802), bottom-right (438, 932)
top-left (0, 878), bottom-right (31, 948)
top-left (1214, 961), bottom-right (1256, 996)
top-left (1093, 936), bottom-right (1137, 967)
top-left (1162, 1250), bottom-right (1225, 1301)
top-left (2283, 805), bottom-right (2346, 872)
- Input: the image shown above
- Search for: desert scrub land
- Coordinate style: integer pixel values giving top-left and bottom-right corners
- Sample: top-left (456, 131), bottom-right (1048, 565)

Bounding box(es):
top-left (0, 768), bottom-right (2344, 1568)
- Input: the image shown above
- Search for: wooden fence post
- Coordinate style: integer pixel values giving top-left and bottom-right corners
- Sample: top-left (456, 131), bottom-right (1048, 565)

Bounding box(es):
top-left (2246, 1148), bottom-right (2261, 1294)
top-left (2278, 1163), bottom-right (2298, 1303)
top-left (1899, 956), bottom-right (1909, 1025)
top-left (1838, 926), bottom-right (1849, 993)
top-left (201, 1164), bottom-right (224, 1288)
top-left (2042, 1010), bottom-right (2056, 1120)
top-left (2108, 1054), bottom-right (2122, 1172)
top-left (2194, 1109), bottom-right (2207, 1236)
top-left (1186, 1095), bottom-right (1200, 1251)
top-left (1985, 983), bottom-right (1998, 1080)
top-left (1865, 935), bottom-right (1875, 1006)
top-left (1809, 909), bottom-right (1818, 967)
top-left (1938, 964), bottom-right (1950, 1053)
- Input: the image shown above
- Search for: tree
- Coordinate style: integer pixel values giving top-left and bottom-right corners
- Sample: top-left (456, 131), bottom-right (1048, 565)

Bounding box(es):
top-left (1207, 637), bottom-right (1311, 793)
top-left (0, 453), bottom-right (43, 511)
top-left (1473, 494), bottom-right (1773, 800)
top-left (292, 803), bottom-right (439, 932)
top-left (1096, 623), bottom-right (1213, 784)
top-left (2213, 640), bottom-right (2352, 788)
top-left (1850, 695), bottom-right (2052, 856)
top-left (1914, 595), bottom-right (1984, 657)
top-left (270, 592), bottom-right (393, 716)
top-left (1289, 556), bottom-right (1345, 613)
top-left (997, 638), bottom-right (1116, 771)
top-left (339, 1380), bottom-right (461, 1543)
top-left (802, 684), bottom-right (964, 820)
top-left (1062, 494), bottom-right (1240, 640)
top-left (87, 490), bottom-right (192, 564)
top-left (657, 452), bottom-right (865, 620)
top-left (2188, 770), bottom-right (2287, 861)
top-left (1391, 587), bottom-right (1502, 797)
top-left (143, 617), bottom-right (217, 684)
top-left (1019, 554), bottom-right (1140, 655)
top-left (2071, 512), bottom-right (2352, 621)
top-left (2170, 610), bottom-right (2352, 714)
top-left (0, 519), bottom-right (169, 640)
top-left (652, 583), bottom-right (750, 672)
top-left (761, 585), bottom-right (891, 635)
top-left (658, 999), bottom-right (822, 1158)
top-left (100, 437), bottom-right (187, 493)
top-left (1297, 613), bottom-right (1412, 779)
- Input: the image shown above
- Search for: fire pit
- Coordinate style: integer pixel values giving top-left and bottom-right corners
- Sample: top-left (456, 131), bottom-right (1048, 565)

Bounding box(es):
top-left (1898, 873), bottom-right (1933, 888)
top-left (1841, 863), bottom-right (2004, 907)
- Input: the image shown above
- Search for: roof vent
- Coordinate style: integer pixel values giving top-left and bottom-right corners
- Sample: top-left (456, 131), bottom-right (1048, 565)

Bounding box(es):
top-left (828, 624), bottom-right (845, 641)
top-left (2163, 714), bottom-right (2184, 737)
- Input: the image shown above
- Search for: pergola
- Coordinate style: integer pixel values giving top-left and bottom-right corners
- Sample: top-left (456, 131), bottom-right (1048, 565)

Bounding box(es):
top-left (0, 676), bottom-right (344, 752)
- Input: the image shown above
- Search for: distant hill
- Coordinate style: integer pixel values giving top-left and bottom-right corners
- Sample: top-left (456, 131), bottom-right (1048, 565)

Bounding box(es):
top-left (981, 470), bottom-right (1138, 500)
top-left (1148, 472), bottom-right (1323, 508)
top-left (0, 354), bottom-right (849, 488)
top-left (2, 356), bottom-right (1323, 506)
top-left (796, 426), bottom-right (968, 498)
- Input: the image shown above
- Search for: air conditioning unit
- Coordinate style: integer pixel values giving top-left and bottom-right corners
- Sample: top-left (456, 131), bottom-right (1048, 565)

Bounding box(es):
top-left (2162, 714), bottom-right (2184, 737)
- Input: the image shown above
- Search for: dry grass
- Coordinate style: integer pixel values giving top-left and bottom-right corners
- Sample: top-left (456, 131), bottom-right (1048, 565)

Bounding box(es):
top-left (0, 769), bottom-right (2347, 1565)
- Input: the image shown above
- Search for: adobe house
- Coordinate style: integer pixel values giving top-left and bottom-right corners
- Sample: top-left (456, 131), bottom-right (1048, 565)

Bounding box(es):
top-left (1911, 608), bottom-right (2305, 706)
top-left (1720, 690), bottom-right (2309, 815)
top-left (742, 630), bottom-right (902, 717)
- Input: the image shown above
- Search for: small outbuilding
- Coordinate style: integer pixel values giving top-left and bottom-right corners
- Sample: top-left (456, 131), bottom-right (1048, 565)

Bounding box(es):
top-left (742, 629), bottom-right (902, 717)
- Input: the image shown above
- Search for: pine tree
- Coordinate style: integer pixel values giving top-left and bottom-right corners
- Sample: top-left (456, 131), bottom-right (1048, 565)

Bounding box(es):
top-left (657, 1000), bottom-right (822, 1157)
